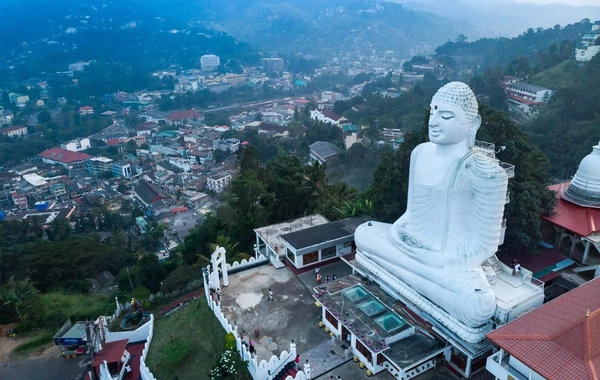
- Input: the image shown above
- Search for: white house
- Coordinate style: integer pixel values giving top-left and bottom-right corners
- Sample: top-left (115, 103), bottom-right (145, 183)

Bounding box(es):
top-left (505, 82), bottom-right (553, 110)
top-left (1, 125), bottom-right (28, 137)
top-left (206, 171), bottom-right (232, 193)
top-left (310, 109), bottom-right (348, 126)
top-left (576, 21), bottom-right (600, 63)
top-left (61, 138), bottom-right (91, 152)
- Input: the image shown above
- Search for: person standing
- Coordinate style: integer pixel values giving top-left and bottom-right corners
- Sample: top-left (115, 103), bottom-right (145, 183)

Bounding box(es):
top-left (295, 354), bottom-right (301, 370)
top-left (268, 288), bottom-right (274, 302)
top-left (124, 363), bottom-right (132, 379)
top-left (316, 273), bottom-right (322, 283)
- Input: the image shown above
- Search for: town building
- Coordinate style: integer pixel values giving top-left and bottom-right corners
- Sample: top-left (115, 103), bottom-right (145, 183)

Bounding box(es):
top-left (1, 125), bottom-right (28, 137)
top-left (309, 141), bottom-right (341, 164)
top-left (504, 82), bottom-right (553, 109)
top-left (310, 109), bottom-right (348, 126)
top-left (11, 189), bottom-right (28, 209)
top-left (206, 171), bottom-right (232, 193)
top-left (8, 93), bottom-right (29, 107)
top-left (1, 110), bottom-right (14, 124)
top-left (61, 138), bottom-right (91, 152)
top-left (133, 180), bottom-right (168, 215)
top-left (213, 138), bottom-right (240, 153)
top-left (79, 106), bottom-right (94, 115)
top-left (576, 20), bottom-right (600, 63)
top-left (342, 124), bottom-right (359, 149)
top-left (256, 122), bottom-right (289, 138)
top-left (38, 148), bottom-right (92, 170)
top-left (86, 156), bottom-right (114, 177)
top-left (111, 161), bottom-right (132, 178)
top-left (486, 277), bottom-right (600, 380)
top-left (261, 58), bottom-right (285, 72)
top-left (200, 54), bottom-right (221, 71)
top-left (166, 110), bottom-right (203, 125)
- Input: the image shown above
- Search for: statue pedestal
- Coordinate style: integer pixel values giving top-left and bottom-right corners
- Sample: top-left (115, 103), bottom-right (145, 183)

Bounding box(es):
top-left (355, 251), bottom-right (491, 343)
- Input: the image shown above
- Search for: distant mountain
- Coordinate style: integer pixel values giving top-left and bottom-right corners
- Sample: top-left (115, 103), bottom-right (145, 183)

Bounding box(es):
top-left (399, 0), bottom-right (600, 40)
top-left (0, 0), bottom-right (469, 60)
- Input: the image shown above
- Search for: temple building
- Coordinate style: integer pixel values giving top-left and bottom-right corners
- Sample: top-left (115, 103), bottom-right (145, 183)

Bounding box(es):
top-left (486, 277), bottom-right (600, 380)
top-left (542, 141), bottom-right (600, 265)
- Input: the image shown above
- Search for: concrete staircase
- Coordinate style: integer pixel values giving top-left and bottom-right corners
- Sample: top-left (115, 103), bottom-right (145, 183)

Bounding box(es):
top-left (270, 255), bottom-right (286, 269)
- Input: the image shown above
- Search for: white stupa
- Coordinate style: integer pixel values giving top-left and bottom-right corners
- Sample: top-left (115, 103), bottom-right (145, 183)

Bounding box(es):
top-left (564, 141), bottom-right (600, 208)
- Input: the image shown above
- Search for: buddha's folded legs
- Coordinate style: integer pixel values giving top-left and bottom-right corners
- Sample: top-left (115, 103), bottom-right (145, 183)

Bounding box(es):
top-left (355, 222), bottom-right (496, 328)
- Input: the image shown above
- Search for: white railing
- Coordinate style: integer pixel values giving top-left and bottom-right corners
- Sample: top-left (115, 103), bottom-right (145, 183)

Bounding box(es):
top-left (499, 161), bottom-right (515, 178)
top-left (138, 315), bottom-right (157, 380)
top-left (226, 254), bottom-right (268, 272)
top-left (486, 351), bottom-right (528, 380)
top-left (204, 263), bottom-right (310, 380)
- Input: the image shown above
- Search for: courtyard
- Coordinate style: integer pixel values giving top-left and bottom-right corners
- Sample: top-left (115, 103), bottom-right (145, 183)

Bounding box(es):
top-left (218, 261), bottom-right (460, 380)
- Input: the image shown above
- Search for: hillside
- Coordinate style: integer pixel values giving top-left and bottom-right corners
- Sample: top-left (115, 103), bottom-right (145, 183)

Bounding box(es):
top-left (529, 59), bottom-right (579, 89)
top-left (0, 0), bottom-right (468, 61)
top-left (433, 20), bottom-right (591, 73)
top-left (526, 55), bottom-right (600, 179)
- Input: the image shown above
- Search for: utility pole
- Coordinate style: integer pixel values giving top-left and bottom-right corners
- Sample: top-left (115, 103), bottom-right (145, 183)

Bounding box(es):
top-left (126, 267), bottom-right (134, 293)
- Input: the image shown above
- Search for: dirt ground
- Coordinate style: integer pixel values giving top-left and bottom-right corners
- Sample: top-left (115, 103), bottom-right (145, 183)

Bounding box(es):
top-left (0, 324), bottom-right (26, 361)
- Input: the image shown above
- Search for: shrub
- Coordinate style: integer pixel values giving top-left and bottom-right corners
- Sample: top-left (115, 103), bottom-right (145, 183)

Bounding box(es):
top-left (225, 332), bottom-right (236, 350)
top-left (163, 338), bottom-right (191, 363)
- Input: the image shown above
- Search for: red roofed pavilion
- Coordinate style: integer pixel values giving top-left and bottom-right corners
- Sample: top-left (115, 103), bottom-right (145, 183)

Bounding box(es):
top-left (486, 277), bottom-right (600, 380)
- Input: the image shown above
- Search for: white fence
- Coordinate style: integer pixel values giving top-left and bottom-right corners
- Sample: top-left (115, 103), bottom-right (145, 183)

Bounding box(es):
top-left (226, 254), bottom-right (269, 271)
top-left (139, 315), bottom-right (157, 380)
top-left (205, 252), bottom-right (310, 380)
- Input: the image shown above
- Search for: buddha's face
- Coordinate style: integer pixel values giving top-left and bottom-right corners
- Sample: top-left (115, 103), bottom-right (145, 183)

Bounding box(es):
top-left (428, 102), bottom-right (471, 145)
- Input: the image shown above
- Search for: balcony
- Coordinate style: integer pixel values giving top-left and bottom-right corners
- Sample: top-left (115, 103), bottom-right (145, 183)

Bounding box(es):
top-left (486, 351), bottom-right (529, 380)
top-left (499, 161), bottom-right (515, 179)
top-left (474, 140), bottom-right (496, 157)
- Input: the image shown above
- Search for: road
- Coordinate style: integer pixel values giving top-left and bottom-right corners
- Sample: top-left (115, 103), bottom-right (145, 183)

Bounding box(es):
top-left (0, 355), bottom-right (86, 380)
top-left (201, 97), bottom-right (290, 113)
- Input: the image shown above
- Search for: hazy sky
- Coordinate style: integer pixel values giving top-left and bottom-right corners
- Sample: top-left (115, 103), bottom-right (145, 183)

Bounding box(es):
top-left (513, 0), bottom-right (600, 6)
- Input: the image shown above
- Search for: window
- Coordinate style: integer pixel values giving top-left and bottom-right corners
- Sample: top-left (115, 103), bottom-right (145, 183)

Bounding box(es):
top-left (355, 339), bottom-right (372, 363)
top-left (303, 251), bottom-right (319, 266)
top-left (321, 246), bottom-right (336, 260)
top-left (325, 310), bottom-right (338, 329)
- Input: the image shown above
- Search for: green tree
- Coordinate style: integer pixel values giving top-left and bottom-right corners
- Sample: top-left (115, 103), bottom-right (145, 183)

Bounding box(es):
top-left (0, 276), bottom-right (40, 321)
top-left (367, 105), bottom-right (555, 254)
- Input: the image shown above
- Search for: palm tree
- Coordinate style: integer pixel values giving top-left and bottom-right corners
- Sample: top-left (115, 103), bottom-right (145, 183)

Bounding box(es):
top-left (0, 276), bottom-right (39, 321)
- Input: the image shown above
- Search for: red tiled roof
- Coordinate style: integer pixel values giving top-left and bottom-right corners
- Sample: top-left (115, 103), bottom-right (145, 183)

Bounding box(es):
top-left (38, 148), bottom-right (92, 163)
top-left (542, 183), bottom-right (600, 237)
top-left (170, 206), bottom-right (188, 213)
top-left (167, 110), bottom-right (203, 121)
top-left (1, 125), bottom-right (27, 133)
top-left (79, 106), bottom-right (93, 110)
top-left (106, 139), bottom-right (121, 146)
top-left (487, 277), bottom-right (600, 380)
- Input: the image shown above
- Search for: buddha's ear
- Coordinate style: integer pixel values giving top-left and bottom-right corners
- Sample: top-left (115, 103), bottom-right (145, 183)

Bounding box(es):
top-left (470, 114), bottom-right (481, 135)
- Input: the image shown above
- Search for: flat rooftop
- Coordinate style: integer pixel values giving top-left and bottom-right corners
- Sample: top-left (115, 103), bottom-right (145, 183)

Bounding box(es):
top-left (315, 275), bottom-right (411, 342)
top-left (280, 216), bottom-right (369, 251)
top-left (254, 214), bottom-right (328, 253)
top-left (383, 333), bottom-right (445, 369)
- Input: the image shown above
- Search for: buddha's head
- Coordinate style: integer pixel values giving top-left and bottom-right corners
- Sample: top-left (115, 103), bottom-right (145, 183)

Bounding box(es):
top-left (429, 82), bottom-right (481, 147)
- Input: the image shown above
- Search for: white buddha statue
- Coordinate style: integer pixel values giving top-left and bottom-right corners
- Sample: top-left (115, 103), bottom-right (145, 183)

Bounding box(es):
top-left (355, 82), bottom-right (509, 328)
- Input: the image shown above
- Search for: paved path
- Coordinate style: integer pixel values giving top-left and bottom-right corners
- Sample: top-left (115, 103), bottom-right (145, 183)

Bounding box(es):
top-left (0, 356), bottom-right (85, 380)
top-left (301, 336), bottom-right (351, 378)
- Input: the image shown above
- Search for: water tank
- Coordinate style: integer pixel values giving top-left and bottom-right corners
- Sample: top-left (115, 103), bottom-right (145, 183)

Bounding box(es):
top-left (34, 201), bottom-right (49, 211)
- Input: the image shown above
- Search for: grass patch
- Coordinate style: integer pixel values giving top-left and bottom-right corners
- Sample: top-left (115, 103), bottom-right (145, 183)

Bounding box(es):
top-left (530, 59), bottom-right (580, 89)
top-left (10, 330), bottom-right (55, 358)
top-left (146, 298), bottom-right (251, 380)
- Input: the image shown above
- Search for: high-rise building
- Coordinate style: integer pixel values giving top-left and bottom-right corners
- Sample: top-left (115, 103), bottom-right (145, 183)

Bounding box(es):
top-left (261, 58), bottom-right (285, 72)
top-left (200, 54), bottom-right (221, 71)
top-left (86, 156), bottom-right (113, 177)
